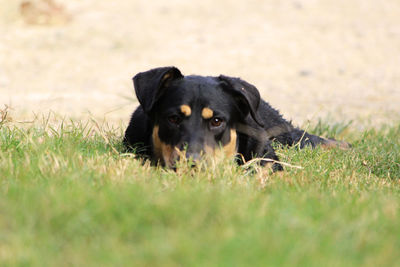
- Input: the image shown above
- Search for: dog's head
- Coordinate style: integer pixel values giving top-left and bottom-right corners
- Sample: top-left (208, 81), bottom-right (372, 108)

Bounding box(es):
top-left (133, 66), bottom-right (263, 167)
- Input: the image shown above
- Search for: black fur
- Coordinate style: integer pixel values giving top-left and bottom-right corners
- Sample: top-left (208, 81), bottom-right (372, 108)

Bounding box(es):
top-left (124, 66), bottom-right (348, 170)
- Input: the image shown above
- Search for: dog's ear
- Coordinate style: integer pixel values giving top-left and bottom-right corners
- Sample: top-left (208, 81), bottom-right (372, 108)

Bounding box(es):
top-left (218, 75), bottom-right (264, 127)
top-left (133, 67), bottom-right (183, 113)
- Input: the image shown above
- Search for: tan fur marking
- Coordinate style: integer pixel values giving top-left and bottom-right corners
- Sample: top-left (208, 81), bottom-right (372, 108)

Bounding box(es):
top-left (201, 107), bottom-right (213, 119)
top-left (223, 129), bottom-right (237, 157)
top-left (180, 105), bottom-right (192, 117)
top-left (162, 73), bottom-right (171, 81)
top-left (152, 126), bottom-right (176, 167)
top-left (204, 145), bottom-right (214, 155)
top-left (321, 138), bottom-right (351, 150)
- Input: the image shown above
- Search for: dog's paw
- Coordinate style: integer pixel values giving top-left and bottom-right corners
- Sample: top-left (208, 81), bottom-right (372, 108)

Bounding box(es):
top-left (321, 138), bottom-right (351, 150)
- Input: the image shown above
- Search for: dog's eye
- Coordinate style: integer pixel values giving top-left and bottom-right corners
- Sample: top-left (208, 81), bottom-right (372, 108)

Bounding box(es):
top-left (210, 117), bottom-right (223, 127)
top-left (168, 115), bottom-right (182, 125)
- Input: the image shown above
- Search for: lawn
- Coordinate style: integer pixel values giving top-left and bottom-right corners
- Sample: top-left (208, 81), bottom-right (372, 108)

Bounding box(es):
top-left (0, 116), bottom-right (399, 266)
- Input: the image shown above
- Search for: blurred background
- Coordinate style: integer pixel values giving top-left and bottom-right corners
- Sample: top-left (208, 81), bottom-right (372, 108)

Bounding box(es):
top-left (1, 0), bottom-right (399, 127)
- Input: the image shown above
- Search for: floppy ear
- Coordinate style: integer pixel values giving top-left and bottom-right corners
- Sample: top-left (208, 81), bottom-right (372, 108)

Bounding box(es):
top-left (133, 66), bottom-right (183, 113)
top-left (218, 75), bottom-right (264, 127)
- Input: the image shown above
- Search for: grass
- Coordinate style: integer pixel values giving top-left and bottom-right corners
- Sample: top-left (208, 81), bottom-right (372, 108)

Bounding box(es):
top-left (0, 114), bottom-right (399, 266)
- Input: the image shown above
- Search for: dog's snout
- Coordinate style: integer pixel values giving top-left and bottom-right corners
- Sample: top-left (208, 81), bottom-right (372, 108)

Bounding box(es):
top-left (178, 140), bottom-right (204, 165)
top-left (180, 136), bottom-right (204, 154)
top-left (185, 152), bottom-right (201, 162)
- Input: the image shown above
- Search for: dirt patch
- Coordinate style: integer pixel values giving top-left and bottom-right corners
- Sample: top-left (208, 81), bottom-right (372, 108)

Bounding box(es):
top-left (1, 0), bottom-right (400, 128)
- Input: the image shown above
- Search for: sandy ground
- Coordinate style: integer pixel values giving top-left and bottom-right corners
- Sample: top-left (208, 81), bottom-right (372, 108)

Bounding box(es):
top-left (1, 0), bottom-right (400, 128)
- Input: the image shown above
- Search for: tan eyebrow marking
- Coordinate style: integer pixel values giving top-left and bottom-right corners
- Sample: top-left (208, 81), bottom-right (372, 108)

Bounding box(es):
top-left (201, 107), bottom-right (213, 119)
top-left (180, 105), bottom-right (192, 117)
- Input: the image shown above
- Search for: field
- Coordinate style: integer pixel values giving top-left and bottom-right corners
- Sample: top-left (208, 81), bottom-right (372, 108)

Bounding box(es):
top-left (1, 0), bottom-right (400, 125)
top-left (1, 0), bottom-right (400, 265)
top-left (1, 115), bottom-right (399, 266)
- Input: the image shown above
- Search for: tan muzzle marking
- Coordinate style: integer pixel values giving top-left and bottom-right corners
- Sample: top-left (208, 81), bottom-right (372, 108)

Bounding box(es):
top-left (152, 126), bottom-right (176, 167)
top-left (223, 129), bottom-right (237, 157)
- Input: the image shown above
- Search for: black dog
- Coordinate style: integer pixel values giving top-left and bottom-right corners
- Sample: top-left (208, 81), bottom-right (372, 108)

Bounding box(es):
top-left (124, 67), bottom-right (349, 170)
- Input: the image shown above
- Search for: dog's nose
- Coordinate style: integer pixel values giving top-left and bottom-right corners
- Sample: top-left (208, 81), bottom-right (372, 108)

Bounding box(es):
top-left (185, 152), bottom-right (201, 162)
